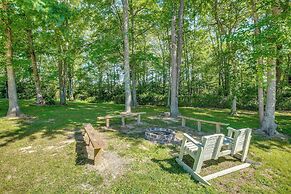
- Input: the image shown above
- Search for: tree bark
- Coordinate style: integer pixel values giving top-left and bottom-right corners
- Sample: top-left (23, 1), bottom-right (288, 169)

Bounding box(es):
top-left (261, 5), bottom-right (280, 136)
top-left (170, 8), bottom-right (179, 117)
top-left (3, 2), bottom-right (22, 117)
top-left (176, 0), bottom-right (184, 96)
top-left (251, 0), bottom-right (264, 126)
top-left (122, 0), bottom-right (132, 112)
top-left (261, 59), bottom-right (277, 136)
top-left (130, 3), bottom-right (138, 107)
top-left (57, 42), bottom-right (67, 105)
top-left (231, 96), bottom-right (237, 116)
top-left (27, 29), bottom-right (45, 105)
top-left (68, 63), bottom-right (74, 101)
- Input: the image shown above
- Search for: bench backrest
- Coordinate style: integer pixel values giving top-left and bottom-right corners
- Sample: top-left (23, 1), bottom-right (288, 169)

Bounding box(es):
top-left (201, 134), bottom-right (224, 161)
top-left (83, 123), bottom-right (105, 149)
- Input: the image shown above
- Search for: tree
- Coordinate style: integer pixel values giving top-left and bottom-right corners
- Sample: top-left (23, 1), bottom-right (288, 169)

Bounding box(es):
top-left (2, 1), bottom-right (22, 117)
top-left (122, 0), bottom-right (132, 112)
top-left (27, 28), bottom-right (45, 105)
top-left (261, 3), bottom-right (281, 136)
top-left (251, 0), bottom-right (264, 126)
top-left (170, 5), bottom-right (178, 117)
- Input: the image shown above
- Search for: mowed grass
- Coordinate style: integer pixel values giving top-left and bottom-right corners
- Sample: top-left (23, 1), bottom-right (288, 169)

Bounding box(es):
top-left (0, 99), bottom-right (290, 193)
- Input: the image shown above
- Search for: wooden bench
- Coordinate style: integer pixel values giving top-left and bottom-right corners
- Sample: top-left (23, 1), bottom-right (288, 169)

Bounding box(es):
top-left (97, 112), bottom-right (146, 128)
top-left (176, 130), bottom-right (252, 185)
top-left (83, 123), bottom-right (105, 165)
top-left (178, 116), bottom-right (229, 133)
top-left (120, 112), bottom-right (146, 126)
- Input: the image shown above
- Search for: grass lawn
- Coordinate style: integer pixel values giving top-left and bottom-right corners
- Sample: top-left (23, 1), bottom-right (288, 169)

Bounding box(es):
top-left (0, 99), bottom-right (290, 193)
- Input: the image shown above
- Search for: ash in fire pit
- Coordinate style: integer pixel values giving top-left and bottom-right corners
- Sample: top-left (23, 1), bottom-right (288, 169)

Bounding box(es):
top-left (145, 128), bottom-right (175, 144)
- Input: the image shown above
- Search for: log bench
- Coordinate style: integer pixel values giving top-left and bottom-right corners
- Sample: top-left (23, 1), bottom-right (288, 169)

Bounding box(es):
top-left (83, 123), bottom-right (105, 165)
top-left (97, 112), bottom-right (146, 128)
top-left (178, 116), bottom-right (229, 133)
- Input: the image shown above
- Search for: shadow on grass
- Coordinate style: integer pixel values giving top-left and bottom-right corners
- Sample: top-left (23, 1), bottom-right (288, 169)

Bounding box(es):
top-left (0, 100), bottom-right (123, 148)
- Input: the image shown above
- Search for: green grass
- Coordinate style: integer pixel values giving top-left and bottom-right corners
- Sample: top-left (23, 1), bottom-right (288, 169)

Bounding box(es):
top-left (0, 99), bottom-right (290, 193)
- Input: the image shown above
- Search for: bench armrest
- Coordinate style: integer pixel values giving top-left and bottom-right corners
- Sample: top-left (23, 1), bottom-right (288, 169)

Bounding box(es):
top-left (183, 133), bottom-right (203, 147)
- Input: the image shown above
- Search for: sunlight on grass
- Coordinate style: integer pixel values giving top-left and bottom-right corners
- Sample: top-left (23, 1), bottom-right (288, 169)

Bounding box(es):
top-left (0, 99), bottom-right (290, 193)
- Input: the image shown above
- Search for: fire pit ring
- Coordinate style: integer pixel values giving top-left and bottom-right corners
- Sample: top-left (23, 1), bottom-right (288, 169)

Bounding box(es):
top-left (145, 128), bottom-right (175, 144)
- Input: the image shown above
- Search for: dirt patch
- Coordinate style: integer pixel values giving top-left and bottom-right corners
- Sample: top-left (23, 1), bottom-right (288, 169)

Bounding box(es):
top-left (19, 146), bottom-right (35, 153)
top-left (87, 151), bottom-right (131, 186)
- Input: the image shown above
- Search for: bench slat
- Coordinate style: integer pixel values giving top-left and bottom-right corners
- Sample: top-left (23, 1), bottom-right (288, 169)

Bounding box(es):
top-left (178, 116), bottom-right (229, 126)
top-left (83, 124), bottom-right (105, 149)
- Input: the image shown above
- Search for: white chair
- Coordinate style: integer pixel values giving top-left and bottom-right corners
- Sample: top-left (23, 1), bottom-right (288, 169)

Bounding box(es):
top-left (176, 131), bottom-right (251, 185)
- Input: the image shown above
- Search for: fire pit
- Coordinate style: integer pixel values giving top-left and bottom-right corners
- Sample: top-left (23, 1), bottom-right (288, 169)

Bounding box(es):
top-left (145, 128), bottom-right (175, 144)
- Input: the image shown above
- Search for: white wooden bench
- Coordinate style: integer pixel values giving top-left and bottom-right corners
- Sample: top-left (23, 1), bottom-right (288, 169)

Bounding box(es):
top-left (97, 112), bottom-right (146, 128)
top-left (178, 116), bottom-right (229, 133)
top-left (176, 129), bottom-right (252, 185)
top-left (83, 123), bottom-right (105, 165)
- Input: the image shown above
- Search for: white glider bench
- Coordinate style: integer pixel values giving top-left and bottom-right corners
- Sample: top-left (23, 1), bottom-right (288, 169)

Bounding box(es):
top-left (176, 127), bottom-right (252, 185)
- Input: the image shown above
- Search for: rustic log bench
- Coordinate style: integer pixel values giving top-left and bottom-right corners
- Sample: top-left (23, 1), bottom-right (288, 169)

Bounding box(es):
top-left (178, 116), bottom-right (229, 133)
top-left (97, 112), bottom-right (146, 128)
top-left (83, 123), bottom-right (105, 165)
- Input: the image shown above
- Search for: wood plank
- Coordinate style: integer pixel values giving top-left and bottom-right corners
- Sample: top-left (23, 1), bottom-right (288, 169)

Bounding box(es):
top-left (178, 116), bottom-right (229, 126)
top-left (83, 123), bottom-right (105, 149)
top-left (203, 163), bottom-right (251, 181)
top-left (97, 115), bottom-right (121, 120)
top-left (176, 158), bottom-right (211, 185)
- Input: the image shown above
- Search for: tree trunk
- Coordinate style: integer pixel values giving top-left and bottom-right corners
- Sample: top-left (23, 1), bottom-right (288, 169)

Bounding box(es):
top-left (261, 59), bottom-right (277, 136)
top-left (27, 29), bottom-right (45, 105)
top-left (4, 2), bottom-right (22, 117)
top-left (122, 0), bottom-right (132, 113)
top-left (176, 0), bottom-right (184, 96)
top-left (231, 96), bottom-right (237, 116)
top-left (261, 5), bottom-right (280, 136)
top-left (68, 63), bottom-right (74, 101)
top-left (57, 42), bottom-right (67, 105)
top-left (251, 0), bottom-right (264, 126)
top-left (58, 59), bottom-right (67, 105)
top-left (170, 8), bottom-right (179, 117)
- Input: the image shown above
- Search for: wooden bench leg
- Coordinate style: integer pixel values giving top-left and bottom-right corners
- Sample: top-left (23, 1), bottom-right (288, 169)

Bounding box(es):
top-left (197, 121), bottom-right (201, 132)
top-left (216, 124), bottom-right (221, 133)
top-left (137, 114), bottom-right (141, 125)
top-left (182, 118), bottom-right (186, 127)
top-left (93, 148), bottom-right (101, 165)
top-left (106, 118), bottom-right (110, 128)
top-left (121, 117), bottom-right (125, 127)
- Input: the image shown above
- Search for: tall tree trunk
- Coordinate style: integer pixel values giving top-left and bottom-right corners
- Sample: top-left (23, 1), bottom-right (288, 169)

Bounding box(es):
top-left (177, 0), bottom-right (184, 96)
top-left (68, 63), bottom-right (74, 101)
top-left (231, 96), bottom-right (237, 115)
top-left (261, 5), bottom-right (280, 136)
top-left (3, 2), bottom-right (21, 117)
top-left (170, 8), bottom-right (179, 117)
top-left (57, 42), bottom-right (67, 105)
top-left (27, 29), bottom-right (45, 105)
top-left (58, 59), bottom-right (67, 105)
top-left (230, 63), bottom-right (238, 116)
top-left (261, 59), bottom-right (277, 136)
top-left (176, 0), bottom-right (184, 104)
top-left (251, 0), bottom-right (264, 126)
top-left (130, 4), bottom-right (138, 107)
top-left (122, 0), bottom-right (132, 113)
